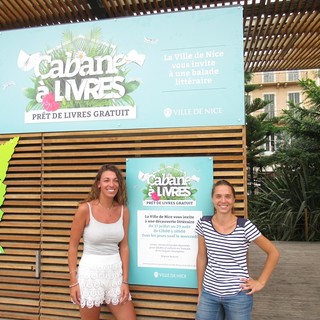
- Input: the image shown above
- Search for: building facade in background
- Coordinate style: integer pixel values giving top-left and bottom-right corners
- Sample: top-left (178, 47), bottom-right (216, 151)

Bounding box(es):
top-left (249, 69), bottom-right (320, 154)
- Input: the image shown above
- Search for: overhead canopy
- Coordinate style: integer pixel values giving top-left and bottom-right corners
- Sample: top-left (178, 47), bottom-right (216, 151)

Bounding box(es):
top-left (0, 0), bottom-right (319, 72)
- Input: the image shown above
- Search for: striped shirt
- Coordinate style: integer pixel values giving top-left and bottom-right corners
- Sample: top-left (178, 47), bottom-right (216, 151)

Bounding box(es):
top-left (195, 216), bottom-right (261, 297)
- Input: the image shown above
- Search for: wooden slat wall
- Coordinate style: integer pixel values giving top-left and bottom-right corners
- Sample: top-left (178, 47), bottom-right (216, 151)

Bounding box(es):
top-left (0, 125), bottom-right (247, 320)
top-left (0, 133), bottom-right (43, 320)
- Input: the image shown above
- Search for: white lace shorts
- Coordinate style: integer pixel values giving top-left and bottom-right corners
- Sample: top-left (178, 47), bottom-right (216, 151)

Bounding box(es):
top-left (78, 253), bottom-right (131, 308)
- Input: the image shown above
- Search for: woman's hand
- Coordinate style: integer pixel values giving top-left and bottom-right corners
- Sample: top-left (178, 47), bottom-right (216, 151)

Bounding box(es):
top-left (70, 285), bottom-right (81, 305)
top-left (240, 277), bottom-right (265, 295)
top-left (119, 283), bottom-right (130, 304)
top-left (197, 293), bottom-right (202, 305)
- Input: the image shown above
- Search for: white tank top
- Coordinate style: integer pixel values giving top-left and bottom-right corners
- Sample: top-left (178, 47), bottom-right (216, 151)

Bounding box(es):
top-left (83, 202), bottom-right (124, 255)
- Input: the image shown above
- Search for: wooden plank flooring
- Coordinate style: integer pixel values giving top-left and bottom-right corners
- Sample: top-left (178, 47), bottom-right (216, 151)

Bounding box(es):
top-left (249, 241), bottom-right (320, 320)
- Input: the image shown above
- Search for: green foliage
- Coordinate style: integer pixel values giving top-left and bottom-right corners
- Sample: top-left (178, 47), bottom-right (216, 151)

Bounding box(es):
top-left (245, 84), bottom-right (261, 94)
top-left (245, 76), bottom-right (279, 194)
top-left (249, 165), bottom-right (320, 241)
top-left (271, 79), bottom-right (320, 167)
top-left (249, 78), bottom-right (320, 241)
top-left (281, 82), bottom-right (320, 145)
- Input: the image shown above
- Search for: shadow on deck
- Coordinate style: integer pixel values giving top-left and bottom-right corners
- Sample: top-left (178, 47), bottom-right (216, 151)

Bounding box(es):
top-left (249, 241), bottom-right (320, 320)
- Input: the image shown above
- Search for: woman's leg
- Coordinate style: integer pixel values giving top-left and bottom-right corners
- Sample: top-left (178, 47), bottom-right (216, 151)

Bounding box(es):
top-left (223, 291), bottom-right (253, 320)
top-left (108, 300), bottom-right (136, 320)
top-left (196, 289), bottom-right (225, 320)
top-left (80, 306), bottom-right (101, 320)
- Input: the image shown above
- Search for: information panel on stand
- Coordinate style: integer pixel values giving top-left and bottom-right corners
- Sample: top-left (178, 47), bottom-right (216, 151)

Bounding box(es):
top-left (126, 156), bottom-right (213, 288)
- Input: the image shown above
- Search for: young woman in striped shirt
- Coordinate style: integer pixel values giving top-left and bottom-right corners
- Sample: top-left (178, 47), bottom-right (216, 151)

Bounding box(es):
top-left (195, 180), bottom-right (279, 320)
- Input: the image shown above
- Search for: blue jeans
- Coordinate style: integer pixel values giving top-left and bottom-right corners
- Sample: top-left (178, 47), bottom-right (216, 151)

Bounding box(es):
top-left (195, 289), bottom-right (253, 320)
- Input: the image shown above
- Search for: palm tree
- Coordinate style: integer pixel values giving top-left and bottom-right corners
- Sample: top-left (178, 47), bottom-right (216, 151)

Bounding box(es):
top-left (244, 72), bottom-right (276, 194)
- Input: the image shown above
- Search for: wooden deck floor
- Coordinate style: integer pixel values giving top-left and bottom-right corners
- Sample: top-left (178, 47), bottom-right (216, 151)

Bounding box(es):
top-left (249, 241), bottom-right (320, 320)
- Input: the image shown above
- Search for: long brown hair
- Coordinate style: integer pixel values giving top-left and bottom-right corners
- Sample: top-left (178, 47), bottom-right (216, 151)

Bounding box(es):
top-left (211, 179), bottom-right (236, 198)
top-left (211, 180), bottom-right (236, 214)
top-left (81, 164), bottom-right (127, 205)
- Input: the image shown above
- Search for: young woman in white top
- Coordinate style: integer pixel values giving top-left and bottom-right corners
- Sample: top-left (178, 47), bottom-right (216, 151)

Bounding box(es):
top-left (195, 180), bottom-right (279, 320)
top-left (68, 164), bottom-right (136, 320)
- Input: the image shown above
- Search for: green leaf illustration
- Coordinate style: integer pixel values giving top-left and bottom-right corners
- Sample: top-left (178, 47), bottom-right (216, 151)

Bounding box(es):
top-left (122, 95), bottom-right (135, 107)
top-left (0, 136), bottom-right (19, 254)
top-left (23, 87), bottom-right (36, 99)
top-left (142, 164), bottom-right (198, 201)
top-left (24, 29), bottom-right (141, 111)
top-left (125, 80), bottom-right (140, 94)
